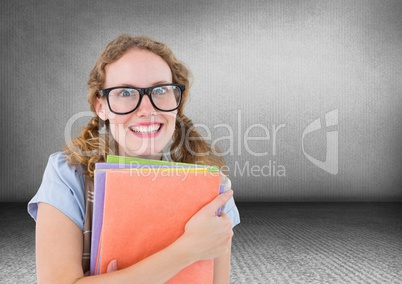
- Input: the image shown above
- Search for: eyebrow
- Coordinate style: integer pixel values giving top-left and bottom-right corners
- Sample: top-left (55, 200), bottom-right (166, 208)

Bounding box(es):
top-left (152, 80), bottom-right (172, 85)
top-left (114, 80), bottom-right (172, 88)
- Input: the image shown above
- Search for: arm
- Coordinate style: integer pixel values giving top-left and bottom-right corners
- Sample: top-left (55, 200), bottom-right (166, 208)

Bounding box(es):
top-left (35, 190), bottom-right (234, 284)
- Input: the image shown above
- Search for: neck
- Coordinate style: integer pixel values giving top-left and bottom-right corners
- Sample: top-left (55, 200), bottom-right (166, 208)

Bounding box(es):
top-left (117, 149), bottom-right (163, 161)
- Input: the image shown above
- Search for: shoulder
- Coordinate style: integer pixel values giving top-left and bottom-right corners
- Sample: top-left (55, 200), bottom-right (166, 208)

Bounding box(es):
top-left (220, 174), bottom-right (232, 190)
top-left (46, 152), bottom-right (84, 183)
top-left (27, 152), bottom-right (86, 231)
top-left (41, 152), bottom-right (86, 196)
top-left (47, 151), bottom-right (82, 173)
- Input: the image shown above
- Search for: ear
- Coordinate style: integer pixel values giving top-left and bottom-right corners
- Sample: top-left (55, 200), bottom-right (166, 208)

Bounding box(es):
top-left (95, 97), bottom-right (108, 121)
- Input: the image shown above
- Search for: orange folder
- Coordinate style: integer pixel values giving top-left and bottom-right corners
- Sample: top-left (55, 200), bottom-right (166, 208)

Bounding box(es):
top-left (96, 167), bottom-right (221, 283)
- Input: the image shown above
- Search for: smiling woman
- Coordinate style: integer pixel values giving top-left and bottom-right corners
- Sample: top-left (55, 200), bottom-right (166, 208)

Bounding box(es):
top-left (95, 49), bottom-right (179, 159)
top-left (27, 34), bottom-right (240, 284)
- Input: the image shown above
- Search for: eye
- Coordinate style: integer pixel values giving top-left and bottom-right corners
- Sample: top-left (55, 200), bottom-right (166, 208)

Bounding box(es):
top-left (119, 89), bottom-right (134, 97)
top-left (152, 86), bottom-right (168, 96)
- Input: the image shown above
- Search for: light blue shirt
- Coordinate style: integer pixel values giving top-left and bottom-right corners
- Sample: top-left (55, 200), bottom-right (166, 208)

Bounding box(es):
top-left (28, 152), bottom-right (240, 231)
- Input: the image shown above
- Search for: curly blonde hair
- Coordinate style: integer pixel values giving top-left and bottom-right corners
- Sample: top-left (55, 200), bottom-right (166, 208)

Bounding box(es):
top-left (63, 34), bottom-right (224, 179)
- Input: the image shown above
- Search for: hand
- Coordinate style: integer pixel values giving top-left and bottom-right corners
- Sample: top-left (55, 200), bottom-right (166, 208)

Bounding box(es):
top-left (179, 190), bottom-right (234, 262)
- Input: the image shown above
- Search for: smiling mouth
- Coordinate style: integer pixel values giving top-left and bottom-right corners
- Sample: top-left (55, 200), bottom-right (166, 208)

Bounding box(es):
top-left (129, 124), bottom-right (162, 134)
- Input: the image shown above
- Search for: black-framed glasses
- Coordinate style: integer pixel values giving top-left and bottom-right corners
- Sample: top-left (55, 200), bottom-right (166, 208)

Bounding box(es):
top-left (99, 83), bottom-right (185, 115)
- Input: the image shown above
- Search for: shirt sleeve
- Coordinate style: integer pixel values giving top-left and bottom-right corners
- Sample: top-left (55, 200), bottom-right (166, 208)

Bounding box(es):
top-left (27, 152), bottom-right (86, 231)
top-left (220, 175), bottom-right (241, 228)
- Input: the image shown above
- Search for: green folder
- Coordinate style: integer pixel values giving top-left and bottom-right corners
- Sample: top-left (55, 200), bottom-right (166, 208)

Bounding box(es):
top-left (106, 155), bottom-right (220, 173)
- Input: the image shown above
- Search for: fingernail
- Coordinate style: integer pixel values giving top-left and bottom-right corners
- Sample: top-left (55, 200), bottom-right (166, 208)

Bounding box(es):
top-left (224, 189), bottom-right (233, 196)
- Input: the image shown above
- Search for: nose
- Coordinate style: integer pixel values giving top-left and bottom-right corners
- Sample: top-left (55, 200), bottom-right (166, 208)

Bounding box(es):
top-left (135, 95), bottom-right (156, 117)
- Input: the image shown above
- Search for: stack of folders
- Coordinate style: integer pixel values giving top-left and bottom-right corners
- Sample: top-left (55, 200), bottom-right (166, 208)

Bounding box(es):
top-left (90, 155), bottom-right (223, 283)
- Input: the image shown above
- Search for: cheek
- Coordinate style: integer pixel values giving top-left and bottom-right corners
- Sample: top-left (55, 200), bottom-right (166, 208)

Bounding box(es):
top-left (107, 114), bottom-right (130, 139)
top-left (164, 112), bottom-right (177, 129)
top-left (107, 113), bottom-right (130, 126)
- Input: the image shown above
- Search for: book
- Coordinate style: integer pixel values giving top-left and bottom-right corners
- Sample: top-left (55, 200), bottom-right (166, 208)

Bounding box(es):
top-left (90, 163), bottom-right (210, 275)
top-left (106, 155), bottom-right (205, 167)
top-left (92, 157), bottom-right (222, 283)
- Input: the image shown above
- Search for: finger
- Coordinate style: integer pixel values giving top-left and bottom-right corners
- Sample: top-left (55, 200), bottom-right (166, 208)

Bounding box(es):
top-left (106, 259), bottom-right (117, 273)
top-left (203, 190), bottom-right (233, 214)
top-left (217, 205), bottom-right (230, 217)
top-left (219, 211), bottom-right (228, 218)
top-left (220, 211), bottom-right (233, 228)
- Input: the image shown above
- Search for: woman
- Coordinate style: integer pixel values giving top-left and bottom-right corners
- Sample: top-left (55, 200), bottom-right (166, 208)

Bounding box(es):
top-left (28, 34), bottom-right (240, 283)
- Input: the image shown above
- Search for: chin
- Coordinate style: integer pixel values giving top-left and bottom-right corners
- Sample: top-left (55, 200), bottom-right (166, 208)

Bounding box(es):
top-left (123, 142), bottom-right (166, 158)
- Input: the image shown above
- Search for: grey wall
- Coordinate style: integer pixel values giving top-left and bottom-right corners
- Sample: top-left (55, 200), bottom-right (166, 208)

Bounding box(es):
top-left (1, 0), bottom-right (401, 202)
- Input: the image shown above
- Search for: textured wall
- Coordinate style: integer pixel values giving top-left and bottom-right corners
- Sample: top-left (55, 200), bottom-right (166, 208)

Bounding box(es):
top-left (1, 0), bottom-right (401, 201)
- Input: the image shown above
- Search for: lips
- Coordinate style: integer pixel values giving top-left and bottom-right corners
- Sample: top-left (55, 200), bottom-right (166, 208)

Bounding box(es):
top-left (128, 122), bottom-right (162, 137)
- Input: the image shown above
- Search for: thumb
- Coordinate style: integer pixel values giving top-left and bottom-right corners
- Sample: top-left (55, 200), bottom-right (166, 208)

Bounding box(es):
top-left (202, 189), bottom-right (233, 215)
top-left (106, 259), bottom-right (118, 273)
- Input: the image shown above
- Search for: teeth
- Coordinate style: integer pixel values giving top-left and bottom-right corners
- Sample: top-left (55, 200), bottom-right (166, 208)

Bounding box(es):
top-left (130, 124), bottom-right (161, 133)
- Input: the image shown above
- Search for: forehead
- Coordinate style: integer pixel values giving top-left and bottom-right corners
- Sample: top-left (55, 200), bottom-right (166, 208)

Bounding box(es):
top-left (104, 49), bottom-right (172, 88)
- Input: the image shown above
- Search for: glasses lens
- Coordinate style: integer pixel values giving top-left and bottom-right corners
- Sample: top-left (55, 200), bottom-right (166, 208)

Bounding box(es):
top-left (108, 88), bottom-right (140, 113)
top-left (151, 85), bottom-right (181, 111)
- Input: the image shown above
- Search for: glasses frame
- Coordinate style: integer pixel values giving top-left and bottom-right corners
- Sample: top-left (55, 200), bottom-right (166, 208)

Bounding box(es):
top-left (99, 83), bottom-right (185, 115)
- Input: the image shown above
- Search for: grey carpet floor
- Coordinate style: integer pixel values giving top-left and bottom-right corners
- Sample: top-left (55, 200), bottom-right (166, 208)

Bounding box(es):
top-left (1, 202), bottom-right (401, 284)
